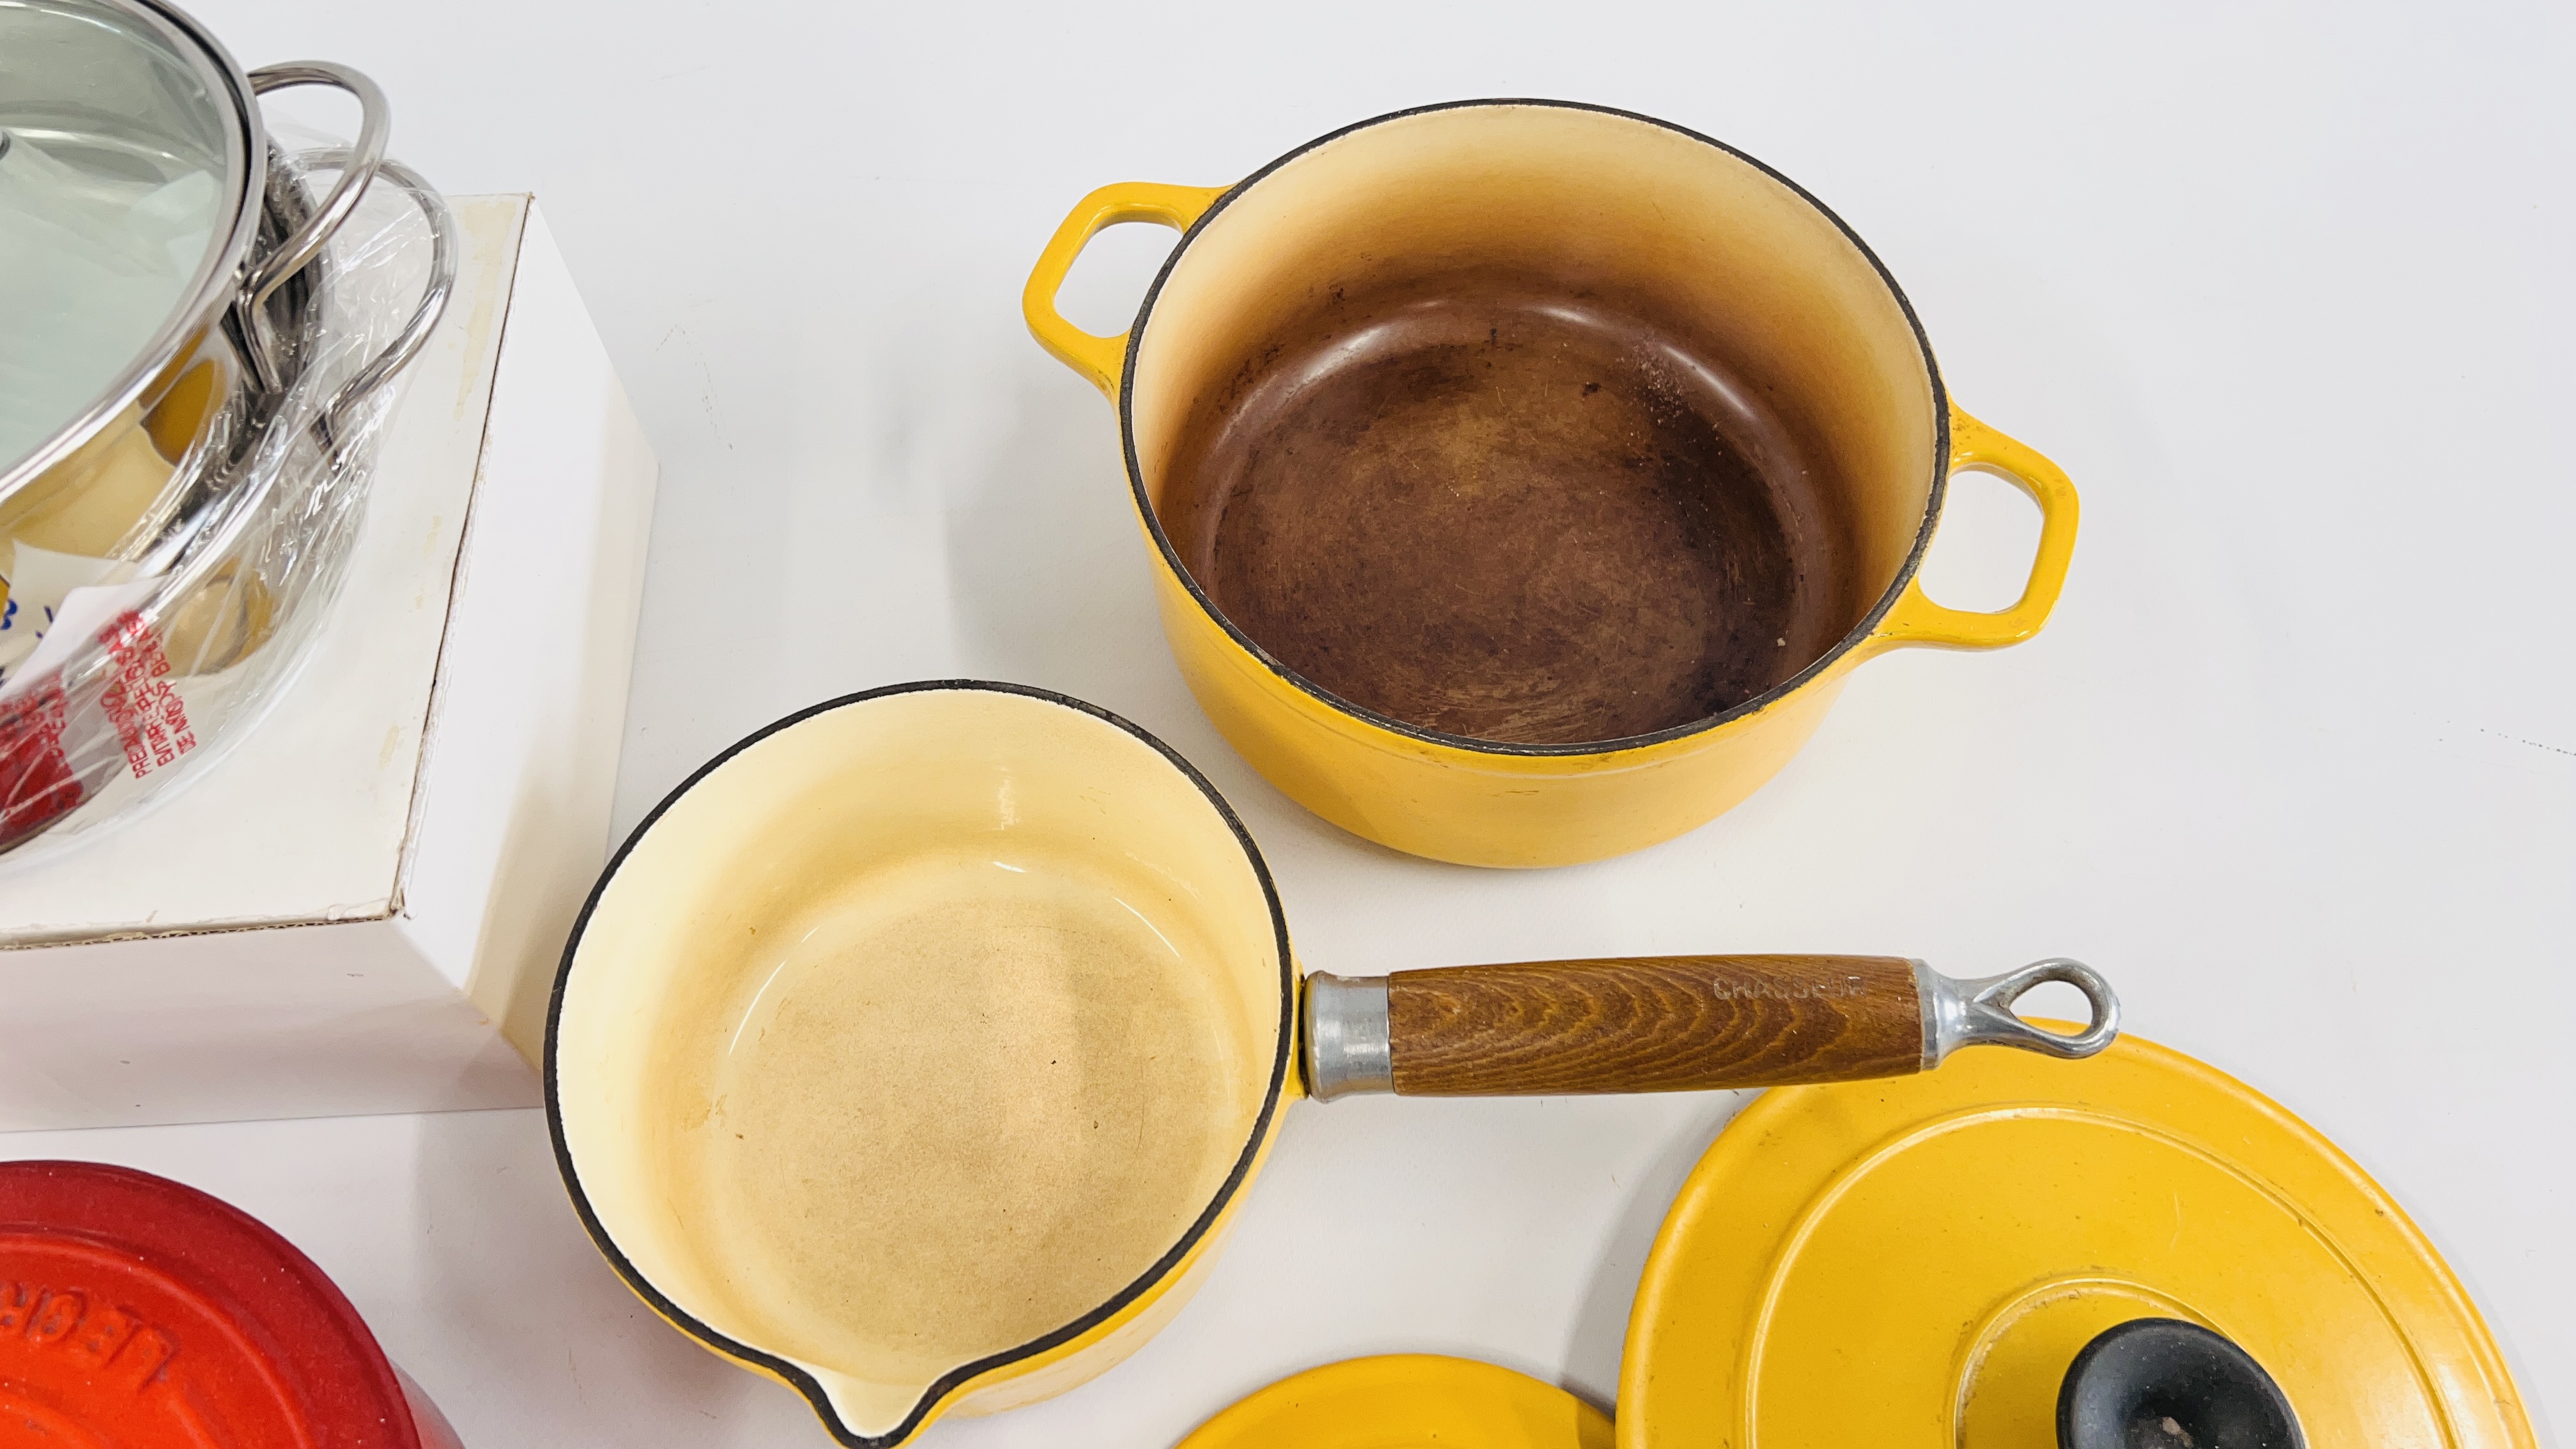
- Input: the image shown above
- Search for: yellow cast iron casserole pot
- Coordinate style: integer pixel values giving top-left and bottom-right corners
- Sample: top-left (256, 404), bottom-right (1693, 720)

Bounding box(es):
top-left (1025, 100), bottom-right (2080, 868)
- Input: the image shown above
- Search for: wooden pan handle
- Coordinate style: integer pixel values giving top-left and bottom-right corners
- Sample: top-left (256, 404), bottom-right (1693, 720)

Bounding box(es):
top-left (1380, 954), bottom-right (1926, 1095)
top-left (1300, 956), bottom-right (2119, 1101)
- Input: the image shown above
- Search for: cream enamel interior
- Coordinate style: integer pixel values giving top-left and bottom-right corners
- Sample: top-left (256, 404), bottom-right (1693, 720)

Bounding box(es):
top-left (1128, 103), bottom-right (1942, 691)
top-left (553, 689), bottom-right (1284, 1439)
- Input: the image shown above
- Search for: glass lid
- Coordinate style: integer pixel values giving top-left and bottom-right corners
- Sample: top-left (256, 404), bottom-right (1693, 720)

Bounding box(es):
top-left (0, 0), bottom-right (254, 479)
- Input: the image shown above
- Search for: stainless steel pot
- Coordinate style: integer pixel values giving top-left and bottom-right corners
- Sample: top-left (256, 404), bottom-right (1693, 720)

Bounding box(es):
top-left (0, 0), bottom-right (449, 587)
top-left (0, 0), bottom-right (452, 857)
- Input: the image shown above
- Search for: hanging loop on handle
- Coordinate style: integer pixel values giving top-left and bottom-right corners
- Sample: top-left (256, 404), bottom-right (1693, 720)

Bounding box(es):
top-left (241, 62), bottom-right (392, 388)
top-left (1917, 956), bottom-right (2120, 1068)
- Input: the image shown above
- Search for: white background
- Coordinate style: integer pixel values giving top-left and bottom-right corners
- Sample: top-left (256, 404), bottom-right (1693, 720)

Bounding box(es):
top-left (8, 3), bottom-right (2572, 1445)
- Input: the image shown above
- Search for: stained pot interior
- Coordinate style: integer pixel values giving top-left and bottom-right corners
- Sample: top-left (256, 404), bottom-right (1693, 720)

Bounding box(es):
top-left (1130, 103), bottom-right (1941, 746)
top-left (553, 689), bottom-right (1282, 1439)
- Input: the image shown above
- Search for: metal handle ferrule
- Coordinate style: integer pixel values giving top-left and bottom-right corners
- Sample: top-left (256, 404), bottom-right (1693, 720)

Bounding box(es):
top-left (1303, 970), bottom-right (1392, 1101)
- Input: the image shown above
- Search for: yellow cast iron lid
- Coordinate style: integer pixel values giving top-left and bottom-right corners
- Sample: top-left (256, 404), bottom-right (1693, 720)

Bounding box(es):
top-left (1621, 1031), bottom-right (2535, 1448)
top-left (1177, 1354), bottom-right (1611, 1449)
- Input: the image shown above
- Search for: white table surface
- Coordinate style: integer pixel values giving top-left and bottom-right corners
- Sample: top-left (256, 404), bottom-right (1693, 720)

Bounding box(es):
top-left (10, 3), bottom-right (2571, 1445)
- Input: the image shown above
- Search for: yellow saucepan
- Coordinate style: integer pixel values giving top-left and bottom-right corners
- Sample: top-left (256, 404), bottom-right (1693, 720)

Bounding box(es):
top-left (547, 682), bottom-right (2115, 1447)
top-left (1025, 100), bottom-right (2080, 868)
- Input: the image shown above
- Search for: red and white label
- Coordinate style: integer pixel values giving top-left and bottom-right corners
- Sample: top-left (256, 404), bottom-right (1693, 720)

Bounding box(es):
top-left (96, 611), bottom-right (194, 779)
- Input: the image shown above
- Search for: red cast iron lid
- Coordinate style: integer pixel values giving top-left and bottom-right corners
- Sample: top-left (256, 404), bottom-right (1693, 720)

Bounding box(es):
top-left (0, 1160), bottom-right (422, 1448)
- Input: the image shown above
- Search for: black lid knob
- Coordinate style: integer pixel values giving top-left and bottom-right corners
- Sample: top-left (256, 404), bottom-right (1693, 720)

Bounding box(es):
top-left (2058, 1318), bottom-right (2304, 1449)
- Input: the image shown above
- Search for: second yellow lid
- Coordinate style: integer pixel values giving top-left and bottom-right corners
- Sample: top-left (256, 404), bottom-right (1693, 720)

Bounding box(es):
top-left (1177, 1354), bottom-right (1611, 1449)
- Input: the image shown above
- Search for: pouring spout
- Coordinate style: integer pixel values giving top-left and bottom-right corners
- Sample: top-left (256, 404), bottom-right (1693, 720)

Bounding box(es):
top-left (805, 1365), bottom-right (944, 1447)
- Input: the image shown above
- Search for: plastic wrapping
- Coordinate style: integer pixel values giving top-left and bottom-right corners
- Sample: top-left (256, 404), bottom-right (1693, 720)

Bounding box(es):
top-left (0, 144), bottom-right (452, 862)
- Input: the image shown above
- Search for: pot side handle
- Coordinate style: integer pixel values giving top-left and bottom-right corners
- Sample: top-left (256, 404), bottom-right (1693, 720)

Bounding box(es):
top-left (1022, 182), bottom-right (1231, 397)
top-left (1303, 955), bottom-right (2117, 1099)
top-left (1868, 404), bottom-right (2082, 651)
top-left (241, 63), bottom-right (392, 391)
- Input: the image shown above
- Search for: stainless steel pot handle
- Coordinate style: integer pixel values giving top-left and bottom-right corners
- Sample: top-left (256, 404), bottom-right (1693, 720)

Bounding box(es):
top-left (312, 157), bottom-right (455, 441)
top-left (241, 61), bottom-right (392, 387)
top-left (128, 156), bottom-right (454, 583)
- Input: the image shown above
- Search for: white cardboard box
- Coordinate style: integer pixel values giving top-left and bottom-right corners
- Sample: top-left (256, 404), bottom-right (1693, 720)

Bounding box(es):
top-left (0, 195), bottom-right (656, 1130)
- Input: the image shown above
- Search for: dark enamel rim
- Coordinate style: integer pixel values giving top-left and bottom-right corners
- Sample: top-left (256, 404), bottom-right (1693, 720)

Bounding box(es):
top-left (542, 680), bottom-right (1298, 1449)
top-left (1117, 97), bottom-right (1953, 758)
